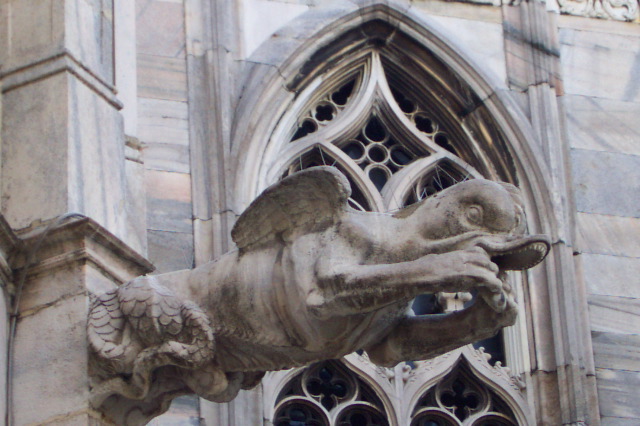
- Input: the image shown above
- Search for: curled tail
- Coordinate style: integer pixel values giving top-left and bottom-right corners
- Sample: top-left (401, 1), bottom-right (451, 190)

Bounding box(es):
top-left (88, 277), bottom-right (216, 406)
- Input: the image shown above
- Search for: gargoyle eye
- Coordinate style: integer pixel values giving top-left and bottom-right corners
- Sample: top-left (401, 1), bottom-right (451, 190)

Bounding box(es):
top-left (466, 205), bottom-right (483, 226)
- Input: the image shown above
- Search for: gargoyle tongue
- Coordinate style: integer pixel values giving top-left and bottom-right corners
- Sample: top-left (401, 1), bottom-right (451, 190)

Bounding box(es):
top-left (480, 235), bottom-right (551, 270)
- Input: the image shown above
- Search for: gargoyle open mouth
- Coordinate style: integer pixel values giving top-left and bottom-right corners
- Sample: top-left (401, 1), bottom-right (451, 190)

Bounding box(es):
top-left (479, 235), bottom-right (551, 271)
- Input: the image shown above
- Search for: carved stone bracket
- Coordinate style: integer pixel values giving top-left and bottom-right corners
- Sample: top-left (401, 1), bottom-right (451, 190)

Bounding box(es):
top-left (10, 217), bottom-right (153, 425)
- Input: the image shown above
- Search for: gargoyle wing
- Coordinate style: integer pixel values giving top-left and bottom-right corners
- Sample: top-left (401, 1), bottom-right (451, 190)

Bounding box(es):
top-left (231, 166), bottom-right (352, 252)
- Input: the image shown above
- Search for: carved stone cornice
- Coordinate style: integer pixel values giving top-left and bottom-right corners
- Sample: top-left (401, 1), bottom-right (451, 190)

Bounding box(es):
top-left (0, 50), bottom-right (123, 109)
top-left (14, 216), bottom-right (153, 287)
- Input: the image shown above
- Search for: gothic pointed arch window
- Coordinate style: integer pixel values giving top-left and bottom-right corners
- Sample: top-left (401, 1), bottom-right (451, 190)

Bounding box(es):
top-left (240, 14), bottom-right (539, 426)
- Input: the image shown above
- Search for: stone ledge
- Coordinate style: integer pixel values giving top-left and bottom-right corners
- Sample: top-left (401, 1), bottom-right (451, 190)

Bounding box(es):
top-left (0, 50), bottom-right (123, 110)
top-left (16, 217), bottom-right (153, 274)
top-left (13, 216), bottom-right (154, 313)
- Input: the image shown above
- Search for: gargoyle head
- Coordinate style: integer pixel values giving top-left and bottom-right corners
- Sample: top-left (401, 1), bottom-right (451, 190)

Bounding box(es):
top-left (407, 178), bottom-right (550, 272)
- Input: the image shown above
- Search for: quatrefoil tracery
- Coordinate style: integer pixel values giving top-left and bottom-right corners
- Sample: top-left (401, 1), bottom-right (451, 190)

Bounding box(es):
top-left (274, 361), bottom-right (389, 426)
top-left (275, 51), bottom-right (481, 214)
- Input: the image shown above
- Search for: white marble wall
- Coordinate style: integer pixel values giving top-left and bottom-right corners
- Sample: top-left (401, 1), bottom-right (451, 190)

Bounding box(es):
top-left (560, 14), bottom-right (640, 425)
top-left (1, 0), bottom-right (619, 422)
top-left (135, 0), bottom-right (195, 274)
top-left (134, 0), bottom-right (199, 422)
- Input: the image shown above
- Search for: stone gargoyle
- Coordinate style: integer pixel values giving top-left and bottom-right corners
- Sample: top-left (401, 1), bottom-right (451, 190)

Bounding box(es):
top-left (88, 166), bottom-right (549, 424)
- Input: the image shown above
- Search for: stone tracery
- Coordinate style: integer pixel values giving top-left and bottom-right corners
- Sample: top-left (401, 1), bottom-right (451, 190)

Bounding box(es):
top-left (263, 46), bottom-right (539, 426)
top-left (273, 361), bottom-right (389, 426)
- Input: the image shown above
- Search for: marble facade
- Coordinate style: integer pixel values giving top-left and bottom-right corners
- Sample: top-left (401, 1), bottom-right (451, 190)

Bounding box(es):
top-left (0, 0), bottom-right (638, 424)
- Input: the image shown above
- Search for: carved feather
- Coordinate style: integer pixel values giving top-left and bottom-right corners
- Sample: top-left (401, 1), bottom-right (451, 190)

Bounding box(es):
top-left (88, 290), bottom-right (126, 359)
top-left (231, 166), bottom-right (352, 251)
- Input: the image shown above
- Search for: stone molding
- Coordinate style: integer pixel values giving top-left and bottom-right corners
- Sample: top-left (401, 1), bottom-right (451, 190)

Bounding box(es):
top-left (0, 50), bottom-right (123, 110)
top-left (503, 1), bottom-right (563, 94)
top-left (502, 0), bottom-right (600, 422)
top-left (264, 346), bottom-right (535, 425)
top-left (15, 216), bottom-right (153, 289)
top-left (426, 0), bottom-right (639, 21)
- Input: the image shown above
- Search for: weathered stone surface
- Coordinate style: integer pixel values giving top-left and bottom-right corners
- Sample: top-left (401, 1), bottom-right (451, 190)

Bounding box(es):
top-left (136, 0), bottom-right (186, 58)
top-left (576, 213), bottom-right (640, 257)
top-left (564, 95), bottom-right (640, 156)
top-left (148, 230), bottom-right (195, 274)
top-left (115, 0), bottom-right (139, 136)
top-left (137, 55), bottom-right (188, 102)
top-left (0, 217), bottom-right (18, 423)
top-left (427, 15), bottom-right (506, 84)
top-left (0, 0), bottom-right (65, 73)
top-left (89, 167), bottom-right (550, 424)
top-left (559, 28), bottom-right (640, 102)
top-left (270, 2), bottom-right (359, 41)
top-left (592, 331), bottom-right (640, 372)
top-left (596, 368), bottom-right (640, 419)
top-left (15, 218), bottom-right (153, 312)
top-left (503, 2), bottom-right (562, 93)
top-left (571, 149), bottom-right (640, 218)
top-left (558, 13), bottom-right (640, 37)
top-left (589, 295), bottom-right (640, 335)
top-left (13, 295), bottom-right (90, 425)
top-left (581, 253), bottom-right (640, 299)
top-left (65, 0), bottom-right (114, 84)
top-left (138, 98), bottom-right (190, 146)
top-left (410, 0), bottom-right (502, 23)
top-left (144, 143), bottom-right (191, 174)
top-left (67, 76), bottom-right (129, 242)
top-left (125, 154), bottom-right (149, 256)
top-left (242, 0), bottom-right (309, 58)
top-left (601, 416), bottom-right (640, 426)
top-left (145, 170), bottom-right (193, 233)
top-left (531, 370), bottom-right (563, 425)
top-left (0, 297), bottom-right (7, 423)
top-left (1, 70), bottom-right (136, 248)
top-left (2, 74), bottom-right (69, 228)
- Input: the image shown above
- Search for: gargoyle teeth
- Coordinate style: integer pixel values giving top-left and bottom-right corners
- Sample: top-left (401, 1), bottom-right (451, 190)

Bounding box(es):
top-left (488, 237), bottom-right (550, 271)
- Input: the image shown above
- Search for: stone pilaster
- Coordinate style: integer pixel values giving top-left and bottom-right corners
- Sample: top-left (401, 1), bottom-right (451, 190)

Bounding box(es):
top-left (10, 217), bottom-right (153, 425)
top-left (503, 2), bottom-right (599, 424)
top-left (0, 0), bottom-right (145, 254)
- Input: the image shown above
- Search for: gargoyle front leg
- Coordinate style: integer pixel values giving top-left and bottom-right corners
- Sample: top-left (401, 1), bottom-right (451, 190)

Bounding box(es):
top-left (311, 247), bottom-right (503, 318)
top-left (364, 291), bottom-right (517, 367)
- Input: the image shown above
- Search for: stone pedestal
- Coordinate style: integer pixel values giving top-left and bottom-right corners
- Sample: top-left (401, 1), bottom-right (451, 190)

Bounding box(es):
top-left (10, 217), bottom-right (153, 425)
